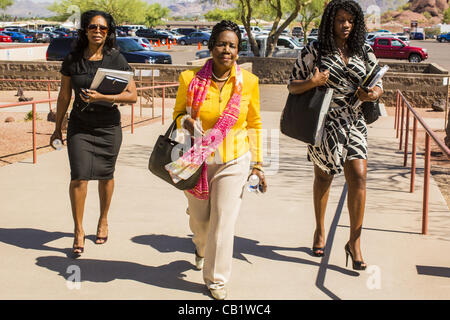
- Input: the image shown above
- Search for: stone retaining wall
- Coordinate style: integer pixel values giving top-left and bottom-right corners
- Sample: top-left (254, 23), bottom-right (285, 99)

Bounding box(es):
top-left (236, 57), bottom-right (449, 108)
top-left (0, 59), bottom-right (448, 108)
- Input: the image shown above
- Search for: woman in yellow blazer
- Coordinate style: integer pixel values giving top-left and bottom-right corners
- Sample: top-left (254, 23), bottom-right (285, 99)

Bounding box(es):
top-left (169, 20), bottom-right (267, 300)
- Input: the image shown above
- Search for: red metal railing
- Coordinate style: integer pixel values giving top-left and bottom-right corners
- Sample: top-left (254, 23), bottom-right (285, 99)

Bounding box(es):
top-left (0, 98), bottom-right (58, 164)
top-left (0, 78), bottom-right (59, 112)
top-left (395, 90), bottom-right (450, 235)
top-left (0, 81), bottom-right (179, 162)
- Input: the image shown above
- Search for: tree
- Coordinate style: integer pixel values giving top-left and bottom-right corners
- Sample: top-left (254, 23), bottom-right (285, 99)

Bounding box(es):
top-left (145, 3), bottom-right (169, 27)
top-left (443, 7), bottom-right (450, 24)
top-left (298, 0), bottom-right (324, 44)
top-left (262, 0), bottom-right (302, 57)
top-left (0, 0), bottom-right (13, 11)
top-left (204, 8), bottom-right (239, 21)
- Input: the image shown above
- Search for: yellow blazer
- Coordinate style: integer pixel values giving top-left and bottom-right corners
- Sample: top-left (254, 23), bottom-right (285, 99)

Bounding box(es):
top-left (173, 64), bottom-right (263, 163)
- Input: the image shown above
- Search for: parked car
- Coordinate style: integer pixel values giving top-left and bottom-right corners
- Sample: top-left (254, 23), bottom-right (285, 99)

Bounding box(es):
top-left (410, 32), bottom-right (424, 40)
top-left (370, 37), bottom-right (428, 62)
top-left (172, 27), bottom-right (197, 36)
top-left (135, 29), bottom-right (174, 44)
top-left (166, 30), bottom-right (184, 40)
top-left (43, 31), bottom-right (60, 40)
top-left (53, 30), bottom-right (69, 38)
top-left (129, 36), bottom-right (152, 50)
top-left (117, 26), bottom-right (132, 36)
top-left (2, 31), bottom-right (33, 43)
top-left (437, 32), bottom-right (450, 43)
top-left (46, 37), bottom-right (172, 64)
top-left (367, 34), bottom-right (410, 46)
top-left (309, 28), bottom-right (318, 36)
top-left (22, 30), bottom-right (50, 43)
top-left (0, 32), bottom-right (12, 42)
top-left (292, 26), bottom-right (303, 38)
top-left (178, 31), bottom-right (210, 45)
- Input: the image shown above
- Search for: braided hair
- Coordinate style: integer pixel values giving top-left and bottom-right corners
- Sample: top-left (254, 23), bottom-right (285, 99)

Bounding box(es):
top-left (318, 0), bottom-right (366, 57)
top-left (208, 20), bottom-right (242, 52)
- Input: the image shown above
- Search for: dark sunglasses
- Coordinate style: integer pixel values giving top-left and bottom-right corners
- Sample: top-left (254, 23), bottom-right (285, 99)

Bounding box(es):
top-left (87, 24), bottom-right (109, 33)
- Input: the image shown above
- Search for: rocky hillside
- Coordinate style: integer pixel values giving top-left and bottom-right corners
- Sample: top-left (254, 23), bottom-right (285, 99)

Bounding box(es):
top-left (381, 0), bottom-right (449, 25)
top-left (409, 0), bottom-right (449, 17)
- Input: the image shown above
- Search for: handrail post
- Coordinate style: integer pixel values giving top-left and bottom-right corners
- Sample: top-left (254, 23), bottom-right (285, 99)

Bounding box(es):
top-left (404, 107), bottom-right (410, 166)
top-left (410, 118), bottom-right (417, 193)
top-left (422, 133), bottom-right (431, 235)
top-left (47, 81), bottom-right (52, 112)
top-left (32, 102), bottom-right (36, 164)
top-left (399, 99), bottom-right (405, 150)
top-left (394, 91), bottom-right (399, 130)
top-left (131, 104), bottom-right (134, 134)
top-left (162, 87), bottom-right (165, 125)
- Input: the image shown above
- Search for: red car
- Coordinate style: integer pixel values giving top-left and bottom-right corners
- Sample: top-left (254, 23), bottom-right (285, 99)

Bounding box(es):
top-left (0, 32), bottom-right (12, 42)
top-left (370, 37), bottom-right (428, 63)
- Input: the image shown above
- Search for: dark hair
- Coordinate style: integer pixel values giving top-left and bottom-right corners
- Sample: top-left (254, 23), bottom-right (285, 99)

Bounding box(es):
top-left (73, 10), bottom-right (117, 57)
top-left (318, 0), bottom-right (366, 56)
top-left (208, 20), bottom-right (242, 51)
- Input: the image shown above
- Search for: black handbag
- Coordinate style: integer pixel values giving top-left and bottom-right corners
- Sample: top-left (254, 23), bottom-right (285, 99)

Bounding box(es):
top-left (148, 114), bottom-right (204, 190)
top-left (361, 101), bottom-right (381, 125)
top-left (280, 87), bottom-right (333, 145)
top-left (280, 45), bottom-right (333, 145)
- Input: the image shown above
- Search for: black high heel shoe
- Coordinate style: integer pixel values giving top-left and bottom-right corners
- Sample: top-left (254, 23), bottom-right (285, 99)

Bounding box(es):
top-left (345, 243), bottom-right (366, 270)
top-left (72, 235), bottom-right (85, 257)
top-left (312, 247), bottom-right (325, 257)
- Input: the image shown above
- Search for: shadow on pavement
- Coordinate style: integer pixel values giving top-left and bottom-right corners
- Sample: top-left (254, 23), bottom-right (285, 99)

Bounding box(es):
top-left (35, 256), bottom-right (208, 296)
top-left (416, 265), bottom-right (450, 278)
top-left (0, 228), bottom-right (72, 255)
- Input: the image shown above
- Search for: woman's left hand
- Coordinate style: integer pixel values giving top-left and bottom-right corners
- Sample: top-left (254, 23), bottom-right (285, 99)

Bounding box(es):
top-left (251, 168), bottom-right (267, 193)
top-left (356, 87), bottom-right (380, 102)
top-left (79, 89), bottom-right (104, 103)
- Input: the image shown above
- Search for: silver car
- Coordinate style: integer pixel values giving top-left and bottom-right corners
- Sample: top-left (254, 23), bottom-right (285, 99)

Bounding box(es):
top-left (129, 36), bottom-right (153, 50)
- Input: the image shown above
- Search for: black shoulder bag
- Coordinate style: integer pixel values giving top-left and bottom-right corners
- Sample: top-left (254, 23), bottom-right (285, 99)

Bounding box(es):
top-left (280, 44), bottom-right (332, 145)
top-left (148, 114), bottom-right (204, 190)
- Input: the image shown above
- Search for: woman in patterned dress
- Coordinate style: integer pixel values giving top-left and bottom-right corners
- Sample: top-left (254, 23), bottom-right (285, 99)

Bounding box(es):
top-left (288, 0), bottom-right (383, 270)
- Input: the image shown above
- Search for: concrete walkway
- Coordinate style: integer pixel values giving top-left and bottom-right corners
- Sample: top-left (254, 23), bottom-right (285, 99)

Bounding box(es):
top-left (0, 87), bottom-right (449, 300)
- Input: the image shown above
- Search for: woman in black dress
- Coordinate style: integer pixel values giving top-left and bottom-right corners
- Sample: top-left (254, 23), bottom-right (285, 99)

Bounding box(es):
top-left (50, 10), bottom-right (137, 256)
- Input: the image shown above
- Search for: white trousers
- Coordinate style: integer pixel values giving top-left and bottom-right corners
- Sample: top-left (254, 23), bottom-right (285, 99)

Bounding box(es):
top-left (184, 152), bottom-right (251, 289)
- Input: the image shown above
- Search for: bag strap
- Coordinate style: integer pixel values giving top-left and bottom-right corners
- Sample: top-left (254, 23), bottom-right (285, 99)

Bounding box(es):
top-left (164, 113), bottom-right (185, 139)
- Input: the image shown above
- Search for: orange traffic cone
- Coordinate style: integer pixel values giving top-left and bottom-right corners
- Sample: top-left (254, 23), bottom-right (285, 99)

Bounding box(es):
top-left (173, 38), bottom-right (176, 46)
top-left (158, 39), bottom-right (161, 47)
top-left (168, 41), bottom-right (171, 49)
top-left (198, 41), bottom-right (201, 50)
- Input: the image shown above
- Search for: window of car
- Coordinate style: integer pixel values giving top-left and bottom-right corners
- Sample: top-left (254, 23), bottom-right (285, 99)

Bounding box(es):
top-left (377, 39), bottom-right (390, 46)
top-left (391, 39), bottom-right (403, 47)
top-left (117, 38), bottom-right (145, 52)
top-left (277, 38), bottom-right (292, 48)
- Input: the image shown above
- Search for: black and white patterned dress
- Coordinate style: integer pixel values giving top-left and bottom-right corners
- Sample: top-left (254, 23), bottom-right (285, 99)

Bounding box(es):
top-left (289, 41), bottom-right (383, 175)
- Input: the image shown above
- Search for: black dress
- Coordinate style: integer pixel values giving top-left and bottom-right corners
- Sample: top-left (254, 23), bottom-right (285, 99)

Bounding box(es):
top-left (60, 49), bottom-right (132, 180)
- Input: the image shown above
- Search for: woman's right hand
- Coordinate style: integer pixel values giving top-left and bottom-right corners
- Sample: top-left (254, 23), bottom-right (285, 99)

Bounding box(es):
top-left (311, 67), bottom-right (330, 87)
top-left (50, 129), bottom-right (63, 149)
top-left (183, 117), bottom-right (204, 137)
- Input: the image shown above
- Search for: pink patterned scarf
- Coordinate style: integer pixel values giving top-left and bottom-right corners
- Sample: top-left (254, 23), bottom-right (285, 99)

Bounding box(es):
top-left (165, 59), bottom-right (243, 200)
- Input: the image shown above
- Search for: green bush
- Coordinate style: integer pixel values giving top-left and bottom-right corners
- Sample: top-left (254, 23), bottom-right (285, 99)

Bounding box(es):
top-left (24, 111), bottom-right (40, 121)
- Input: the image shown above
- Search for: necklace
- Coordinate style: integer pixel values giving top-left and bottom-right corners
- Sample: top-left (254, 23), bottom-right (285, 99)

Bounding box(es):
top-left (212, 70), bottom-right (230, 82)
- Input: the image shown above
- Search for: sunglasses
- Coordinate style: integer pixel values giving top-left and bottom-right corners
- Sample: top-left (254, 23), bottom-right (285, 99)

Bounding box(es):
top-left (87, 24), bottom-right (109, 33)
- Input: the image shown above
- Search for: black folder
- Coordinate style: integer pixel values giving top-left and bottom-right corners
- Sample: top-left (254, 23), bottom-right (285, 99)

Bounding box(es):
top-left (96, 75), bottom-right (129, 95)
